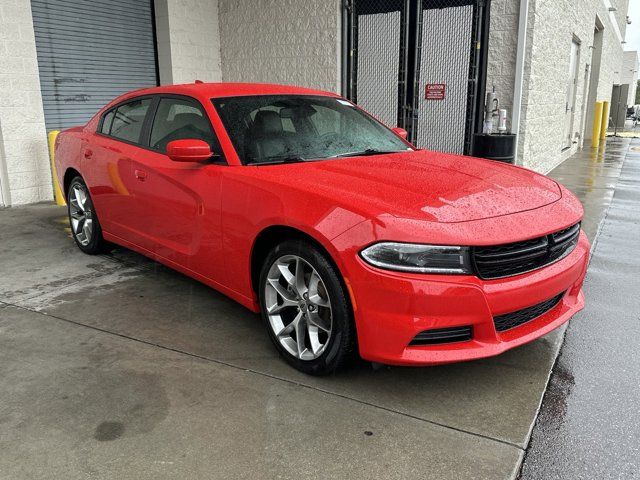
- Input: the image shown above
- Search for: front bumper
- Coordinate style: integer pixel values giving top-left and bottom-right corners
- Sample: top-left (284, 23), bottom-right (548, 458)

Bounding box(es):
top-left (345, 231), bottom-right (590, 366)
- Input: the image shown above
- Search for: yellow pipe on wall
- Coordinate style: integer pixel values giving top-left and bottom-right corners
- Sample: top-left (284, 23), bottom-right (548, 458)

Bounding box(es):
top-left (591, 101), bottom-right (604, 148)
top-left (599, 101), bottom-right (610, 141)
top-left (47, 130), bottom-right (66, 206)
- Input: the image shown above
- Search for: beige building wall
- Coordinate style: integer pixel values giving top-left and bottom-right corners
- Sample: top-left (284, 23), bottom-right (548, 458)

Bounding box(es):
top-left (486, 0), bottom-right (628, 173)
top-left (485, 0), bottom-right (520, 133)
top-left (0, 0), bottom-right (51, 206)
top-left (218, 0), bottom-right (342, 93)
top-left (154, 0), bottom-right (223, 85)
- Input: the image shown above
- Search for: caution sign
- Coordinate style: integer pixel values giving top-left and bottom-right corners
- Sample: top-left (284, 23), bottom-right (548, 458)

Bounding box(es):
top-left (425, 84), bottom-right (446, 100)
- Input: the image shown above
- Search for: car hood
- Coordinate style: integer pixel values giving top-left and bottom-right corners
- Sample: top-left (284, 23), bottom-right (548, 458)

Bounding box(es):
top-left (270, 150), bottom-right (562, 223)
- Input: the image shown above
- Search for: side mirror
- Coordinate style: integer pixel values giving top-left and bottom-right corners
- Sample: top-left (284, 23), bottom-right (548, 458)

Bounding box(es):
top-left (391, 127), bottom-right (408, 140)
top-left (166, 139), bottom-right (213, 163)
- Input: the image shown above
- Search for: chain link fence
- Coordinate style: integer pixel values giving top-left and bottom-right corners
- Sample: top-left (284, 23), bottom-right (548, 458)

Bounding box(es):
top-left (344, 0), bottom-right (488, 154)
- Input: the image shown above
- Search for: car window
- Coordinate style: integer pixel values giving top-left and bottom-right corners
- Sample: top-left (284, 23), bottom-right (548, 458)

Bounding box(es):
top-left (110, 98), bottom-right (152, 144)
top-left (150, 97), bottom-right (221, 154)
top-left (212, 95), bottom-right (410, 164)
top-left (100, 110), bottom-right (115, 135)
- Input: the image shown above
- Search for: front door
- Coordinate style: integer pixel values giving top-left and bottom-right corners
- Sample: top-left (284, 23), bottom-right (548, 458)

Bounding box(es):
top-left (563, 39), bottom-right (580, 150)
top-left (130, 95), bottom-right (226, 283)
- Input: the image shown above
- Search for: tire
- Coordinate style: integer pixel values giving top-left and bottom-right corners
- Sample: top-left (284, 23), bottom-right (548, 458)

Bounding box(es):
top-left (67, 176), bottom-right (106, 254)
top-left (258, 239), bottom-right (354, 375)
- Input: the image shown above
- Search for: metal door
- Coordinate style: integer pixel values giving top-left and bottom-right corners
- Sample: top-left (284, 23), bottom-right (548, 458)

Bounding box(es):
top-left (343, 0), bottom-right (489, 154)
top-left (610, 84), bottom-right (630, 133)
top-left (31, 0), bottom-right (159, 131)
top-left (563, 39), bottom-right (580, 150)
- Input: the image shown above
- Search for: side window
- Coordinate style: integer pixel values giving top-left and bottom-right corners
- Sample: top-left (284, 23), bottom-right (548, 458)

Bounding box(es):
top-left (100, 110), bottom-right (115, 134)
top-left (110, 98), bottom-right (152, 144)
top-left (150, 97), bottom-right (220, 154)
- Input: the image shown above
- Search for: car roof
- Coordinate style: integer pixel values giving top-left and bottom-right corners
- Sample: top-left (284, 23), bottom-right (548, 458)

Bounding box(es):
top-left (114, 82), bottom-right (340, 103)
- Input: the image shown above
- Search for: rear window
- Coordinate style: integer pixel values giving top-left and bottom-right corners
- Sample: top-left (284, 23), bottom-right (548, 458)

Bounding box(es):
top-left (109, 98), bottom-right (152, 144)
top-left (100, 110), bottom-right (114, 134)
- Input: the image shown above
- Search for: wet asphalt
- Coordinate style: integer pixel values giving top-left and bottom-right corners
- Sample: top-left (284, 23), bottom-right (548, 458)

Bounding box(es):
top-left (520, 138), bottom-right (640, 479)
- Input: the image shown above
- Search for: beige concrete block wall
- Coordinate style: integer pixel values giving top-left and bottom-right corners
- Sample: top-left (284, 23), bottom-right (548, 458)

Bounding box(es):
top-left (155, 0), bottom-right (222, 85)
top-left (0, 0), bottom-right (52, 206)
top-left (218, 0), bottom-right (341, 93)
top-left (485, 0), bottom-right (520, 133)
top-left (486, 0), bottom-right (627, 173)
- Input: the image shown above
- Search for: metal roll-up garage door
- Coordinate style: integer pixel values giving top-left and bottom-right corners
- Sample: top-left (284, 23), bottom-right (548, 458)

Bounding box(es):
top-left (31, 0), bottom-right (158, 131)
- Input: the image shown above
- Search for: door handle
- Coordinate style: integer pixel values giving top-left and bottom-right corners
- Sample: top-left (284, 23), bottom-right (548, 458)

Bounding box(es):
top-left (134, 169), bottom-right (147, 181)
top-left (84, 149), bottom-right (93, 159)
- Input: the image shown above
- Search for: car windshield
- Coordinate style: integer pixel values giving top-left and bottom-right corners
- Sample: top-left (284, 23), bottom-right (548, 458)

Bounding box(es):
top-left (211, 95), bottom-right (411, 165)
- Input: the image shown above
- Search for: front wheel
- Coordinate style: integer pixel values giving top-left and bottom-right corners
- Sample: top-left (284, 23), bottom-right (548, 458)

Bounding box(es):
top-left (67, 176), bottom-right (106, 254)
top-left (259, 240), bottom-right (354, 375)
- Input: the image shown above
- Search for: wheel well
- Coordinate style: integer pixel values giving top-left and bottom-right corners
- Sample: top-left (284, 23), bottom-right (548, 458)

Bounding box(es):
top-left (63, 168), bottom-right (81, 197)
top-left (250, 226), bottom-right (339, 295)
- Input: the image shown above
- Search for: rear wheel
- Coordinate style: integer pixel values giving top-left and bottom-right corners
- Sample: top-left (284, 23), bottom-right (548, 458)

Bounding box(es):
top-left (259, 240), bottom-right (354, 375)
top-left (67, 176), bottom-right (106, 254)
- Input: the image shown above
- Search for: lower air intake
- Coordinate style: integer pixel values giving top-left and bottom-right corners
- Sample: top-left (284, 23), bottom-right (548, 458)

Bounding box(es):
top-left (493, 292), bottom-right (565, 332)
top-left (409, 326), bottom-right (473, 346)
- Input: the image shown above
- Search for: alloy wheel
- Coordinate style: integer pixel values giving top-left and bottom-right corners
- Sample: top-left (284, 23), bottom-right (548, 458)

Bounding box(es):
top-left (69, 184), bottom-right (94, 246)
top-left (264, 255), bottom-right (333, 360)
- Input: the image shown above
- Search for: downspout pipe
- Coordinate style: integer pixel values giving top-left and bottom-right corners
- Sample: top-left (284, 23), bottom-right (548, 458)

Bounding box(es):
top-left (512, 0), bottom-right (529, 165)
top-left (0, 119), bottom-right (11, 207)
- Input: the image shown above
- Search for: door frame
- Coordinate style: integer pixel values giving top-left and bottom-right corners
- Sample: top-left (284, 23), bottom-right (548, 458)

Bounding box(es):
top-left (563, 36), bottom-right (581, 151)
top-left (584, 16), bottom-right (604, 140)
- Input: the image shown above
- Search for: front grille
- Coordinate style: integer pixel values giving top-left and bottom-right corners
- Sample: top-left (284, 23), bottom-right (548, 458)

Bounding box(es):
top-left (472, 223), bottom-right (581, 279)
top-left (493, 292), bottom-right (565, 332)
top-left (409, 326), bottom-right (472, 346)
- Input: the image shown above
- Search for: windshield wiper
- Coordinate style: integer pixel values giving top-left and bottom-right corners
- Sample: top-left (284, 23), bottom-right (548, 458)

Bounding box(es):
top-left (332, 149), bottom-right (403, 158)
top-left (246, 155), bottom-right (306, 165)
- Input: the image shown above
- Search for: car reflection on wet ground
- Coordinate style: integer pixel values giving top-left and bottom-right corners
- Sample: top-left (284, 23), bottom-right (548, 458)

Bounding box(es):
top-left (0, 138), bottom-right (636, 479)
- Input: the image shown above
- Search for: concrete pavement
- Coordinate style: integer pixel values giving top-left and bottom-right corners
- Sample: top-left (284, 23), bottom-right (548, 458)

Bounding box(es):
top-left (0, 139), bottom-right (631, 479)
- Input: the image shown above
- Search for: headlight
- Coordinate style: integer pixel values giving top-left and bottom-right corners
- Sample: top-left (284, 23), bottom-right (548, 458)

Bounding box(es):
top-left (360, 242), bottom-right (472, 274)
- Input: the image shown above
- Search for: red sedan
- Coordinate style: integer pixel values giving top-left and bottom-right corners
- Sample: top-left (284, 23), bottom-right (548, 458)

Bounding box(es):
top-left (55, 82), bottom-right (589, 375)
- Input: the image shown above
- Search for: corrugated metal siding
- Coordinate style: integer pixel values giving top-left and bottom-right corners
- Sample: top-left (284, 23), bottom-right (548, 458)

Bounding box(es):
top-left (31, 0), bottom-right (158, 131)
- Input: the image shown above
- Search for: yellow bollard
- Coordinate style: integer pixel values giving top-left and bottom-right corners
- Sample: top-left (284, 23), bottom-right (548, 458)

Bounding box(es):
top-left (599, 101), bottom-right (610, 141)
top-left (47, 130), bottom-right (66, 206)
top-left (591, 101), bottom-right (604, 148)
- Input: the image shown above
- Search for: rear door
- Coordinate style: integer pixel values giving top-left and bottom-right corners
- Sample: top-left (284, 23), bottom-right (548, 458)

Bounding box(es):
top-left (130, 95), bottom-right (226, 281)
top-left (88, 96), bottom-right (153, 244)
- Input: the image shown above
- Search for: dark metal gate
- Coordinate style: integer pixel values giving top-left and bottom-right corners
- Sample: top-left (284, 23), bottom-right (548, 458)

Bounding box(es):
top-left (342, 0), bottom-right (490, 155)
